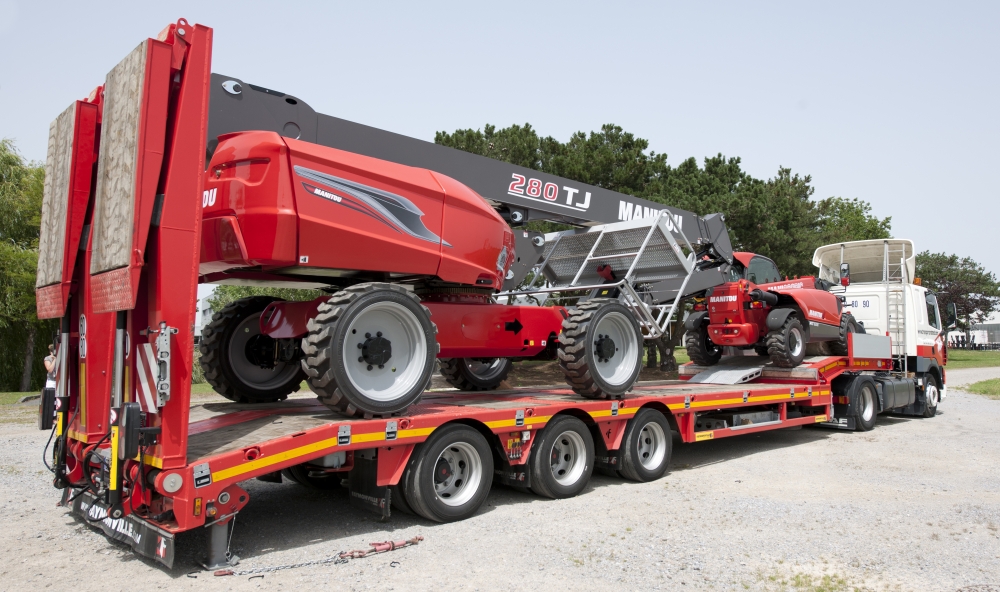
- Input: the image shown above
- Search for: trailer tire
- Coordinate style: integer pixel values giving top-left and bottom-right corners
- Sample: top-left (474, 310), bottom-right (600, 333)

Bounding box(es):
top-left (852, 376), bottom-right (878, 431)
top-left (390, 485), bottom-right (414, 515)
top-left (685, 325), bottom-right (723, 366)
top-left (829, 314), bottom-right (865, 356)
top-left (200, 296), bottom-right (307, 403)
top-left (766, 312), bottom-right (807, 368)
top-left (922, 373), bottom-right (940, 418)
top-left (618, 408), bottom-right (673, 482)
top-left (302, 283), bottom-right (438, 418)
top-left (529, 415), bottom-right (595, 499)
top-left (439, 358), bottom-right (512, 391)
top-left (404, 423), bottom-right (493, 523)
top-left (558, 299), bottom-right (643, 399)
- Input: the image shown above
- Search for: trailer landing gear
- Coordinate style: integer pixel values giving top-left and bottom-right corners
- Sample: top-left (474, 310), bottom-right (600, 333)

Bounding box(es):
top-left (204, 519), bottom-right (239, 571)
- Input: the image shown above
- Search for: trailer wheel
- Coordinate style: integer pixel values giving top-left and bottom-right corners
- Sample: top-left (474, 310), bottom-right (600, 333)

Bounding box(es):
top-left (404, 424), bottom-right (493, 523)
top-left (852, 376), bottom-right (878, 431)
top-left (766, 313), bottom-right (807, 368)
top-left (302, 283), bottom-right (437, 418)
top-left (200, 296), bottom-right (307, 403)
top-left (529, 415), bottom-right (595, 499)
top-left (829, 314), bottom-right (865, 356)
top-left (685, 325), bottom-right (723, 366)
top-left (922, 373), bottom-right (940, 418)
top-left (559, 299), bottom-right (643, 399)
top-left (618, 408), bottom-right (673, 482)
top-left (439, 358), bottom-right (512, 391)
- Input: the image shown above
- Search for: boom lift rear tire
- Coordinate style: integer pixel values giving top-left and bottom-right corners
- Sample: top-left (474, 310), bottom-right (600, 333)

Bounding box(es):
top-left (617, 408), bottom-right (673, 482)
top-left (766, 312), bottom-right (807, 368)
top-left (403, 423), bottom-right (493, 523)
top-left (829, 314), bottom-right (865, 356)
top-left (558, 299), bottom-right (643, 399)
top-left (528, 415), bottom-right (595, 499)
top-left (199, 296), bottom-right (307, 403)
top-left (439, 358), bottom-right (512, 391)
top-left (302, 283), bottom-right (438, 418)
top-left (685, 325), bottom-right (723, 366)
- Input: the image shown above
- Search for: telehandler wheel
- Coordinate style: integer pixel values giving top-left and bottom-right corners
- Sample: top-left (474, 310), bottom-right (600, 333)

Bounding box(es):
top-left (829, 314), bottom-right (865, 356)
top-left (558, 299), bottom-right (643, 399)
top-left (766, 313), bottom-right (807, 368)
top-left (439, 357), bottom-right (512, 391)
top-left (685, 325), bottom-right (722, 366)
top-left (302, 283), bottom-right (438, 419)
top-left (200, 296), bottom-right (307, 403)
top-left (617, 408), bottom-right (673, 482)
top-left (753, 345), bottom-right (770, 357)
top-left (403, 424), bottom-right (493, 523)
top-left (528, 415), bottom-right (595, 499)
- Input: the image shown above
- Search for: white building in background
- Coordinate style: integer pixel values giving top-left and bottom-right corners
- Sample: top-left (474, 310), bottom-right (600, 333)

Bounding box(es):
top-left (949, 311), bottom-right (1000, 345)
top-left (194, 285), bottom-right (217, 342)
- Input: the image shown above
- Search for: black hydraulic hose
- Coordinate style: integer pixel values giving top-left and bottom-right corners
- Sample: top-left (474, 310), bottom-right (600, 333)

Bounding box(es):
top-left (41, 423), bottom-right (57, 472)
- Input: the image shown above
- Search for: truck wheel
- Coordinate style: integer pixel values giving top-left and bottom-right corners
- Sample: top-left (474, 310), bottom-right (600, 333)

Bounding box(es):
top-left (439, 358), bottom-right (512, 391)
top-left (922, 373), bottom-right (940, 418)
top-left (618, 408), bottom-right (673, 482)
top-left (766, 314), bottom-right (807, 368)
top-left (528, 415), bottom-right (595, 499)
top-left (558, 299), bottom-right (643, 399)
top-left (302, 283), bottom-right (437, 418)
top-left (404, 424), bottom-right (493, 523)
top-left (200, 296), bottom-right (307, 403)
top-left (685, 325), bottom-right (723, 366)
top-left (829, 314), bottom-right (865, 356)
top-left (853, 376), bottom-right (878, 431)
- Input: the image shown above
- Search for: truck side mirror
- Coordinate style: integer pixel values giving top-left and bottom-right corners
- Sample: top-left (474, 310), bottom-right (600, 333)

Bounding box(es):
top-left (118, 402), bottom-right (142, 460)
top-left (946, 302), bottom-right (958, 330)
top-left (839, 263), bottom-right (850, 287)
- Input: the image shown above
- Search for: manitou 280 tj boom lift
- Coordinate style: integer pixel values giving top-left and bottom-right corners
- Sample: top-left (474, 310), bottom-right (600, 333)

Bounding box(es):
top-left (34, 19), bottom-right (945, 569)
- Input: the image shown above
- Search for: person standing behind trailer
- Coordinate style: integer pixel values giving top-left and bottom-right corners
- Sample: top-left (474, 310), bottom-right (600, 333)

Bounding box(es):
top-left (43, 344), bottom-right (57, 390)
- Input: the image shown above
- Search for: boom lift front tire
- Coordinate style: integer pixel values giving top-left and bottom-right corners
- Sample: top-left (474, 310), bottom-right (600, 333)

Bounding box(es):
top-left (685, 325), bottom-right (723, 366)
top-left (766, 312), bottom-right (807, 368)
top-left (829, 314), bottom-right (865, 356)
top-left (617, 408), bottom-right (673, 482)
top-left (403, 423), bottom-right (494, 523)
top-left (439, 358), bottom-right (512, 391)
top-left (302, 283), bottom-right (438, 418)
top-left (558, 299), bottom-right (643, 399)
top-left (528, 415), bottom-right (595, 499)
top-left (199, 296), bottom-right (307, 403)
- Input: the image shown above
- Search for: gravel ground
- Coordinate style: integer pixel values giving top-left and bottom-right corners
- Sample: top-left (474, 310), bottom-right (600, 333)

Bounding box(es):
top-left (2, 368), bottom-right (999, 591)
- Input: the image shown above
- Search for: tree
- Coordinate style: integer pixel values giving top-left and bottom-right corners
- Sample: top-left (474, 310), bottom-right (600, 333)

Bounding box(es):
top-left (206, 285), bottom-right (324, 314)
top-left (915, 251), bottom-right (1000, 332)
top-left (0, 138), bottom-right (53, 392)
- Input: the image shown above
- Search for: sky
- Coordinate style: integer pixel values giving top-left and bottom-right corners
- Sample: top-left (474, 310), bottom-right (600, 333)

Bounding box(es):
top-left (1, 0), bottom-right (998, 276)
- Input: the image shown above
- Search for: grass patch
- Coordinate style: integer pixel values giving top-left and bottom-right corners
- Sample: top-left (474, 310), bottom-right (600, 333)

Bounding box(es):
top-left (966, 378), bottom-right (1000, 400)
top-left (945, 349), bottom-right (1000, 369)
top-left (754, 568), bottom-right (871, 592)
top-left (0, 392), bottom-right (33, 405)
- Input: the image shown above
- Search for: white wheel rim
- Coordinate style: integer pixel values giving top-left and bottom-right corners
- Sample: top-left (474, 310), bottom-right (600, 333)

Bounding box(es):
top-left (636, 421), bottom-right (667, 471)
top-left (549, 429), bottom-right (587, 486)
top-left (228, 314), bottom-right (300, 389)
top-left (926, 384), bottom-right (939, 407)
top-left (860, 384), bottom-right (875, 422)
top-left (433, 441), bottom-right (483, 507)
top-left (592, 311), bottom-right (639, 386)
top-left (342, 301), bottom-right (427, 402)
top-left (788, 326), bottom-right (804, 358)
top-left (465, 358), bottom-right (507, 381)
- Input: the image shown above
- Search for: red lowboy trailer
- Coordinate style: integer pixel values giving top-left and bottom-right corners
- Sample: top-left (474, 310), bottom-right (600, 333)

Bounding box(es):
top-left (33, 19), bottom-right (937, 569)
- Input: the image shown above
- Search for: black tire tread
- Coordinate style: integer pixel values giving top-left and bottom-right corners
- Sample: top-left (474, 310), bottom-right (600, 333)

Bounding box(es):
top-left (685, 325), bottom-right (722, 366)
top-left (829, 314), bottom-right (864, 356)
top-left (439, 358), bottom-right (512, 391)
top-left (618, 408), bottom-right (673, 483)
top-left (766, 313), bottom-right (805, 368)
top-left (557, 299), bottom-right (640, 399)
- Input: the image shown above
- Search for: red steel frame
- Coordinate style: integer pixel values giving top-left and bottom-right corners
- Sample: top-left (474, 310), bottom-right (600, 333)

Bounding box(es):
top-left (42, 19), bottom-right (893, 569)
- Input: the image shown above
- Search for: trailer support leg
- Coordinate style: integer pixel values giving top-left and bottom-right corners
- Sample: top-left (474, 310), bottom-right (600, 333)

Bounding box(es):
top-left (203, 519), bottom-right (239, 571)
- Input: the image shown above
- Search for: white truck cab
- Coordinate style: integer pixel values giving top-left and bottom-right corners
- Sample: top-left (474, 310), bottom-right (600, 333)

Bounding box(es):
top-left (813, 239), bottom-right (953, 417)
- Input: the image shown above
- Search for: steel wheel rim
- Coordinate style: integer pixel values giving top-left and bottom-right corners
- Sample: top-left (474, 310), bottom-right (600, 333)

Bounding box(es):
top-left (860, 384), bottom-right (875, 422)
top-left (228, 314), bottom-right (300, 389)
top-left (549, 430), bottom-right (587, 486)
top-left (788, 326), bottom-right (804, 358)
top-left (926, 383), bottom-right (939, 407)
top-left (465, 358), bottom-right (507, 381)
top-left (636, 421), bottom-right (667, 471)
top-left (592, 311), bottom-right (639, 386)
top-left (342, 301), bottom-right (427, 402)
top-left (433, 441), bottom-right (483, 507)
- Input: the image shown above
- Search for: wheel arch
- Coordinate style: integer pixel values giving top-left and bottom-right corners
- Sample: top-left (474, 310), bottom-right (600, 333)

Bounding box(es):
top-left (638, 401), bottom-right (680, 434)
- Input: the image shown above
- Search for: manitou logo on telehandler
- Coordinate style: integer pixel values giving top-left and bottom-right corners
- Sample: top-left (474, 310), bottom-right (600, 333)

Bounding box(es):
top-left (618, 201), bottom-right (683, 232)
top-left (202, 187), bottom-right (217, 207)
top-left (709, 295), bottom-right (738, 303)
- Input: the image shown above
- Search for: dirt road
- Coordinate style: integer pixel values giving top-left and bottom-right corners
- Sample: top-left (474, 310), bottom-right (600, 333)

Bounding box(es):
top-left (2, 368), bottom-right (999, 591)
